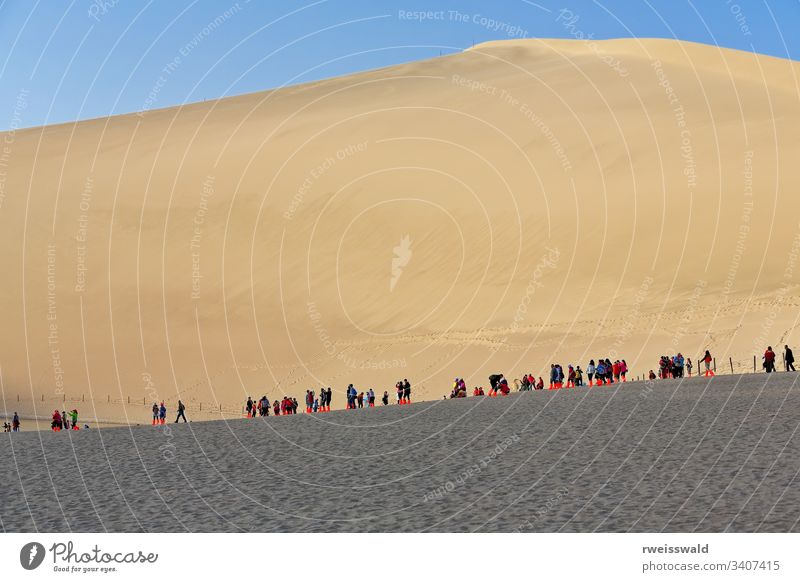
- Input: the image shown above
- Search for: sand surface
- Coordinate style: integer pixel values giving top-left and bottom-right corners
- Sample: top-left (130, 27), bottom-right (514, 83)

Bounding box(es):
top-left (1, 38), bottom-right (799, 424)
top-left (2, 372), bottom-right (799, 532)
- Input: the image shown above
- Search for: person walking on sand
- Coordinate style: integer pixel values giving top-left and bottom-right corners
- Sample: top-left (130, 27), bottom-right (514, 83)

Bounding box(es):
top-left (586, 360), bottom-right (595, 386)
top-left (785, 345), bottom-right (795, 372)
top-left (382, 390), bottom-right (389, 405)
top-left (686, 357), bottom-right (693, 377)
top-left (152, 403), bottom-right (159, 425)
top-left (159, 402), bottom-right (167, 425)
top-left (700, 350), bottom-right (714, 376)
top-left (12, 412), bottom-right (20, 432)
top-left (764, 346), bottom-right (777, 373)
top-left (175, 400), bottom-right (187, 423)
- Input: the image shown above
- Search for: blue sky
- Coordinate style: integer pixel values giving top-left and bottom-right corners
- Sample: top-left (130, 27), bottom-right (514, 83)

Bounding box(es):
top-left (1, 0), bottom-right (797, 130)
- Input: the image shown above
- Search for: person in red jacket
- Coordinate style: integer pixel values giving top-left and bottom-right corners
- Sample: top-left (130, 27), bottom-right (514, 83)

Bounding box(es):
top-left (764, 346), bottom-right (776, 373)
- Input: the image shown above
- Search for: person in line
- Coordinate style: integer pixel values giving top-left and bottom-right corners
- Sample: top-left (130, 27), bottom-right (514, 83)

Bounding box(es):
top-left (686, 358), bottom-right (693, 376)
top-left (595, 360), bottom-right (606, 385)
top-left (368, 388), bottom-right (376, 407)
top-left (70, 409), bottom-right (78, 430)
top-left (312, 398), bottom-right (319, 413)
top-left (620, 360), bottom-right (629, 382)
top-left (260, 395), bottom-right (270, 416)
top-left (62, 410), bottom-right (69, 431)
top-left (12, 412), bottom-right (20, 432)
top-left (152, 403), bottom-right (159, 425)
top-left (175, 400), bottom-right (187, 423)
top-left (273, 399), bottom-right (280, 416)
top-left (52, 410), bottom-right (62, 431)
top-left (700, 350), bottom-right (714, 376)
top-left (764, 346), bottom-right (776, 373)
top-left (575, 366), bottom-right (584, 387)
top-left (785, 345), bottom-right (795, 372)
top-left (326, 387), bottom-right (333, 411)
top-left (649, 370), bottom-right (657, 380)
top-left (292, 398), bottom-right (299, 414)
top-left (357, 392), bottom-right (364, 409)
top-left (246, 397), bottom-right (254, 418)
top-left (587, 360), bottom-right (595, 386)
top-left (403, 379), bottom-right (411, 404)
top-left (612, 361), bottom-right (621, 383)
top-left (567, 365), bottom-right (576, 388)
top-left (159, 402), bottom-right (167, 425)
top-left (382, 391), bottom-right (389, 405)
top-left (605, 359), bottom-right (614, 384)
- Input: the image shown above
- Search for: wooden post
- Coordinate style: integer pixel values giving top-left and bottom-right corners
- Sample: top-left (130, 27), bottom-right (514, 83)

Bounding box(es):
top-left (713, 358), bottom-right (716, 372)
top-left (127, 396), bottom-right (130, 404)
top-left (199, 402), bottom-right (202, 412)
top-left (41, 394), bottom-right (44, 401)
top-left (17, 394), bottom-right (20, 402)
top-left (82, 394), bottom-right (85, 402)
top-left (63, 394), bottom-right (65, 402)
top-left (753, 355), bottom-right (756, 372)
top-left (729, 357), bottom-right (733, 374)
top-left (107, 395), bottom-right (110, 403)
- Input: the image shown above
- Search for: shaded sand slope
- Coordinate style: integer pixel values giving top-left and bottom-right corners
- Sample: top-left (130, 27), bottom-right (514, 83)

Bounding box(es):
top-left (2, 373), bottom-right (799, 532)
top-left (1, 39), bottom-right (799, 424)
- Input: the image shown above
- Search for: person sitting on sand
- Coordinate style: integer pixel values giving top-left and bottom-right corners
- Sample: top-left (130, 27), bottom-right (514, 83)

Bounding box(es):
top-left (649, 370), bottom-right (657, 380)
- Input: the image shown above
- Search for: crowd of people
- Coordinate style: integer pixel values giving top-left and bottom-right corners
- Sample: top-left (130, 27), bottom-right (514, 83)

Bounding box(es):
top-left (7, 346), bottom-right (799, 433)
top-left (2, 412), bottom-right (21, 432)
top-left (150, 400), bottom-right (187, 424)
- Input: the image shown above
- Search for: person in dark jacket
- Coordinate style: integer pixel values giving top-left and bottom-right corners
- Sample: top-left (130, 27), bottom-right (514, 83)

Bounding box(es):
top-left (175, 400), bottom-right (187, 423)
top-left (785, 345), bottom-right (795, 371)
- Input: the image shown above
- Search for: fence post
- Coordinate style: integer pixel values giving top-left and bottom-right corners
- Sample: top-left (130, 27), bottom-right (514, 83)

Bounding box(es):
top-left (729, 357), bottom-right (733, 374)
top-left (82, 394), bottom-right (85, 402)
top-left (107, 395), bottom-right (110, 403)
top-left (753, 355), bottom-right (756, 373)
top-left (41, 394), bottom-right (44, 401)
top-left (713, 358), bottom-right (716, 372)
top-left (127, 396), bottom-right (130, 404)
top-left (63, 394), bottom-right (65, 402)
top-left (199, 402), bottom-right (202, 412)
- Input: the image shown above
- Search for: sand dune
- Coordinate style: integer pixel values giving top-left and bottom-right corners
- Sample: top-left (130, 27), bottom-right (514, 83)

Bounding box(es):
top-left (1, 38), bottom-right (799, 424)
top-left (2, 373), bottom-right (799, 532)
